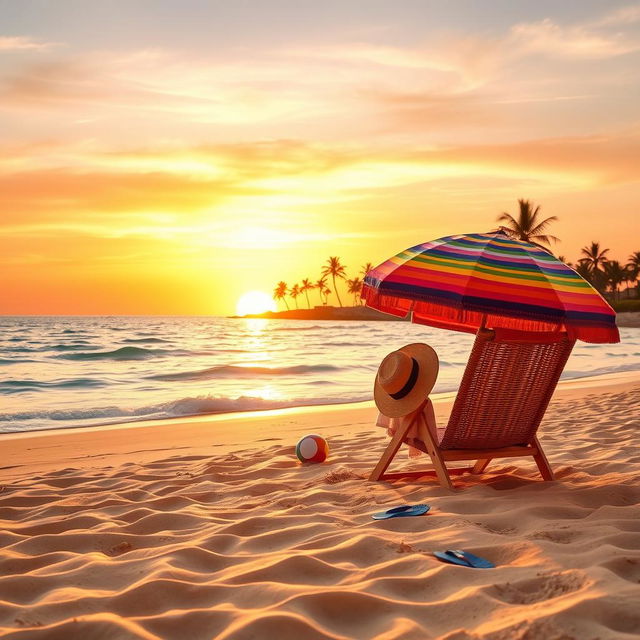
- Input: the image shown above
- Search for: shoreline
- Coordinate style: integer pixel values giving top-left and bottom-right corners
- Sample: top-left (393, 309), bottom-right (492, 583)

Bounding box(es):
top-left (2, 368), bottom-right (639, 480)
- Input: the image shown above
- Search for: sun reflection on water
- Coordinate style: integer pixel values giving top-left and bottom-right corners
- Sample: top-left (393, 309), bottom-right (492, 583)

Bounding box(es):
top-left (238, 318), bottom-right (273, 364)
top-left (242, 385), bottom-right (282, 401)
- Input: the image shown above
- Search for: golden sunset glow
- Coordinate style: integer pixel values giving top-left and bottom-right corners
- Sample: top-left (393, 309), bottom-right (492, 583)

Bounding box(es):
top-left (236, 291), bottom-right (277, 317)
top-left (1, 2), bottom-right (639, 315)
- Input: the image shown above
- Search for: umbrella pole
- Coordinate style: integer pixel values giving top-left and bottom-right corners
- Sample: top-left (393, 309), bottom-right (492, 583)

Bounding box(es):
top-left (479, 314), bottom-right (487, 331)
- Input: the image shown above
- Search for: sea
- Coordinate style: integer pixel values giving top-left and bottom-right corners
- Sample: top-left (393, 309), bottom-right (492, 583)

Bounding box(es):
top-left (1, 316), bottom-right (639, 434)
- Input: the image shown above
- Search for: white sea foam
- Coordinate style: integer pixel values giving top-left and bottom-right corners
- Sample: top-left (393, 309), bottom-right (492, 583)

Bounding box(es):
top-left (0, 394), bottom-right (374, 433)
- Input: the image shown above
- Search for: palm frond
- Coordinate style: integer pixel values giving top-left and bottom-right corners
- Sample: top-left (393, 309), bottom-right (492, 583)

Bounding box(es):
top-left (528, 216), bottom-right (558, 236)
top-left (532, 233), bottom-right (560, 245)
top-left (497, 212), bottom-right (517, 225)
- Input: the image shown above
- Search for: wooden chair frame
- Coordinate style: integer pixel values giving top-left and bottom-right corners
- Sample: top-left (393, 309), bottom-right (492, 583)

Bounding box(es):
top-left (369, 328), bottom-right (573, 490)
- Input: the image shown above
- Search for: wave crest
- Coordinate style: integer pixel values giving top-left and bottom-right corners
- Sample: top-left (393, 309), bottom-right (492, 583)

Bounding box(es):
top-left (57, 346), bottom-right (167, 361)
top-left (1, 378), bottom-right (105, 394)
top-left (146, 363), bottom-right (342, 382)
top-left (0, 393), bottom-right (370, 429)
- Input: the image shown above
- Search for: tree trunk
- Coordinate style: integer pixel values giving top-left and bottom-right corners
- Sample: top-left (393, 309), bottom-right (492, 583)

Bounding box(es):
top-left (332, 275), bottom-right (343, 307)
top-left (304, 291), bottom-right (310, 309)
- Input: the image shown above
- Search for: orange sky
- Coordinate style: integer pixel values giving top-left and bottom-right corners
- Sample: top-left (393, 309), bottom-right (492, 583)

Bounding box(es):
top-left (1, 1), bottom-right (639, 315)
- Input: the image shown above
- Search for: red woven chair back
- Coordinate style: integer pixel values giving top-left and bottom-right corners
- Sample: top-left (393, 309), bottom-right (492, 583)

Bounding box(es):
top-left (439, 328), bottom-right (575, 450)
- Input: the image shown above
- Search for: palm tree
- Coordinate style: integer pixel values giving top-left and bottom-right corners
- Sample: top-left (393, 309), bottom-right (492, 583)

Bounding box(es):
top-left (557, 255), bottom-right (572, 267)
top-left (321, 256), bottom-right (347, 307)
top-left (575, 261), bottom-right (592, 283)
top-left (579, 261), bottom-right (608, 293)
top-left (347, 277), bottom-right (363, 306)
top-left (273, 281), bottom-right (289, 310)
top-left (497, 199), bottom-right (559, 248)
top-left (360, 262), bottom-right (374, 279)
top-left (603, 261), bottom-right (626, 301)
top-left (314, 277), bottom-right (327, 305)
top-left (580, 241), bottom-right (610, 273)
top-left (578, 242), bottom-right (609, 292)
top-left (622, 266), bottom-right (635, 299)
top-left (290, 283), bottom-right (300, 309)
top-left (300, 278), bottom-right (314, 309)
top-left (628, 251), bottom-right (640, 298)
top-left (323, 286), bottom-right (332, 305)
top-left (579, 242), bottom-right (610, 293)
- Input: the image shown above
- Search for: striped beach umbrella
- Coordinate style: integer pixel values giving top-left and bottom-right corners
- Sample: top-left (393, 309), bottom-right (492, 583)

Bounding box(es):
top-left (362, 231), bottom-right (619, 344)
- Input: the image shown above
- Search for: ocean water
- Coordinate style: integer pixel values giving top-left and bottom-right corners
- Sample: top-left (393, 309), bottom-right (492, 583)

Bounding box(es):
top-left (1, 316), bottom-right (639, 434)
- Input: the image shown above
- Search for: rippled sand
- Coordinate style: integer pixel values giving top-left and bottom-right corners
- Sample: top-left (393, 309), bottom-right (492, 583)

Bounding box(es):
top-left (1, 378), bottom-right (639, 639)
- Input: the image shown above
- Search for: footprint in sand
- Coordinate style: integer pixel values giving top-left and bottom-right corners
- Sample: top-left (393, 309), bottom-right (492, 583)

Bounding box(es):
top-left (528, 528), bottom-right (578, 544)
top-left (488, 569), bottom-right (588, 605)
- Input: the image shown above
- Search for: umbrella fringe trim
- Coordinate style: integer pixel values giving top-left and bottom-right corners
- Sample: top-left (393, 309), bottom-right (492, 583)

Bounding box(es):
top-left (362, 287), bottom-right (620, 344)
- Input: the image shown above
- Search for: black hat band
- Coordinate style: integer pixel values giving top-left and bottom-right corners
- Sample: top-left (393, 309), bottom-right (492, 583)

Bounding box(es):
top-left (389, 357), bottom-right (419, 400)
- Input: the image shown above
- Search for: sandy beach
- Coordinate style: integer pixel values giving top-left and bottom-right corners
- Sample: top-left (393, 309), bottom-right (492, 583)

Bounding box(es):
top-left (3, 0), bottom-right (640, 638)
top-left (1, 373), bottom-right (639, 639)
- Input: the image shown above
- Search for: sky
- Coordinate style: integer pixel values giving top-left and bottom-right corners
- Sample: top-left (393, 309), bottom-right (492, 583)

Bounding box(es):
top-left (1, 0), bottom-right (639, 315)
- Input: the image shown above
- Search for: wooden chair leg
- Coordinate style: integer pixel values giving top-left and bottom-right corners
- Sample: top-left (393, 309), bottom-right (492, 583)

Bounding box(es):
top-left (416, 414), bottom-right (454, 491)
top-left (532, 436), bottom-right (554, 481)
top-left (369, 412), bottom-right (417, 481)
top-left (472, 458), bottom-right (491, 474)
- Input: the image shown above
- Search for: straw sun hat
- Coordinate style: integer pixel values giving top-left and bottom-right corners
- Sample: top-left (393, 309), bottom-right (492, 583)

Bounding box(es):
top-left (374, 343), bottom-right (439, 418)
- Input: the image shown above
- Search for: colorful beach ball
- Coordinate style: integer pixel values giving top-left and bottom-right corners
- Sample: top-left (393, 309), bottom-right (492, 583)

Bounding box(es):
top-left (296, 434), bottom-right (329, 463)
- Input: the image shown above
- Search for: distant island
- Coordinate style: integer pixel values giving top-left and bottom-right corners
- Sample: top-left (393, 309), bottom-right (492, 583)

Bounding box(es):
top-left (230, 305), bottom-right (407, 322)
top-left (230, 306), bottom-right (640, 327)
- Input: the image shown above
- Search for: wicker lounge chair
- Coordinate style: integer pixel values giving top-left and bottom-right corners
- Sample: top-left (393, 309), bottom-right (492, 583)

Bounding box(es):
top-left (370, 328), bottom-right (575, 490)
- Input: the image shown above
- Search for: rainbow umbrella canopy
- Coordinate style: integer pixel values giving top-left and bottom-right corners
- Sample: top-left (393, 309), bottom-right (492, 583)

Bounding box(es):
top-left (362, 231), bottom-right (619, 344)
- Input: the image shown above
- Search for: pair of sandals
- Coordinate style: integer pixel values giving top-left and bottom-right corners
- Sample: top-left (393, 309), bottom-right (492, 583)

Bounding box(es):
top-left (371, 504), bottom-right (495, 569)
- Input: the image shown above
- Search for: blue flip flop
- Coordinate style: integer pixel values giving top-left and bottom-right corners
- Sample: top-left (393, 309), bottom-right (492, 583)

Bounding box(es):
top-left (372, 504), bottom-right (430, 520)
top-left (433, 549), bottom-right (494, 569)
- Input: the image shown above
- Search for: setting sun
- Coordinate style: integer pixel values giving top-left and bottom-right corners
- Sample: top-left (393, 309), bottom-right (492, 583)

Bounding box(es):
top-left (236, 291), bottom-right (277, 316)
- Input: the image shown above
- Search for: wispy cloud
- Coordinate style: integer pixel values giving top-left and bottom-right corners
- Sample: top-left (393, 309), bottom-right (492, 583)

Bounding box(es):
top-left (1, 3), bottom-right (638, 147)
top-left (0, 167), bottom-right (264, 223)
top-left (0, 36), bottom-right (59, 52)
top-left (591, 4), bottom-right (640, 27)
top-left (1, 130), bottom-right (637, 236)
top-left (509, 17), bottom-right (640, 59)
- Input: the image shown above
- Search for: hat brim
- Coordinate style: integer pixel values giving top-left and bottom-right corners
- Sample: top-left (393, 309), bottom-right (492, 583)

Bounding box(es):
top-left (374, 343), bottom-right (439, 418)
